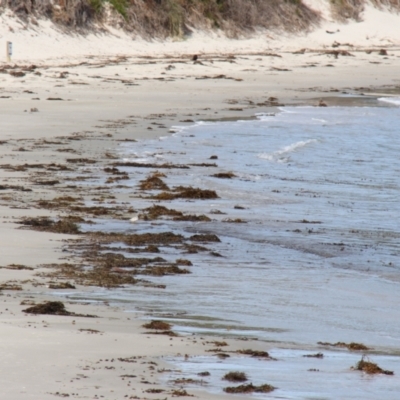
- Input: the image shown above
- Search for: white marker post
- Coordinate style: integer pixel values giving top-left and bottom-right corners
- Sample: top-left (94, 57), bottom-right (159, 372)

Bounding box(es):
top-left (6, 41), bottom-right (12, 62)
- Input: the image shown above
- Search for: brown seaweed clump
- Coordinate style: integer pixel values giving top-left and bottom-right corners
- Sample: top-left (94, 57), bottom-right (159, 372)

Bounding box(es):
top-left (237, 349), bottom-right (271, 358)
top-left (139, 204), bottom-right (211, 222)
top-left (223, 371), bottom-right (248, 382)
top-left (354, 356), bottom-right (394, 375)
top-left (48, 282), bottom-right (76, 289)
top-left (23, 301), bottom-right (96, 317)
top-left (212, 172), bottom-right (236, 179)
top-left (318, 341), bottom-right (369, 351)
top-left (223, 383), bottom-right (275, 394)
top-left (18, 217), bottom-right (80, 234)
top-left (139, 175), bottom-right (169, 191)
top-left (142, 320), bottom-right (172, 330)
top-left (152, 186), bottom-right (218, 200)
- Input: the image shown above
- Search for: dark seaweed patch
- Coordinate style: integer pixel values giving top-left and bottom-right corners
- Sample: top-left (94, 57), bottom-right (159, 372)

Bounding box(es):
top-left (23, 301), bottom-right (97, 317)
top-left (223, 383), bottom-right (275, 393)
top-left (353, 356), bottom-right (394, 375)
top-left (222, 371), bottom-right (248, 382)
top-left (318, 342), bottom-right (369, 351)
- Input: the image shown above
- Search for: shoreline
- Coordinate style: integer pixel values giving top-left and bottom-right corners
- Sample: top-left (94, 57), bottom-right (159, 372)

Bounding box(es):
top-left (1, 39), bottom-right (400, 398)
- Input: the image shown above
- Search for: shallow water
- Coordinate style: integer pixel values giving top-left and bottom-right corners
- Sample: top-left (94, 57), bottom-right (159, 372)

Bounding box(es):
top-left (67, 98), bottom-right (400, 398)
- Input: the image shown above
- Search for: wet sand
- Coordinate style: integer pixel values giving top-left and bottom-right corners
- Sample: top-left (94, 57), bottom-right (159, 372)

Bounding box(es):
top-left (1, 47), bottom-right (400, 399)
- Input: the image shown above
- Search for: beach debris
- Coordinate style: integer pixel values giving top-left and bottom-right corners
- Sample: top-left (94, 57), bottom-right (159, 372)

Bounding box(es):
top-left (198, 371), bottom-right (210, 377)
top-left (379, 49), bottom-right (388, 56)
top-left (318, 341), bottom-right (369, 350)
top-left (23, 301), bottom-right (97, 317)
top-left (223, 383), bottom-right (275, 394)
top-left (142, 320), bottom-right (172, 330)
top-left (222, 371), bottom-right (248, 382)
top-left (209, 155), bottom-right (218, 159)
top-left (303, 352), bottom-right (324, 358)
top-left (30, 107), bottom-right (39, 112)
top-left (353, 356), bottom-right (394, 375)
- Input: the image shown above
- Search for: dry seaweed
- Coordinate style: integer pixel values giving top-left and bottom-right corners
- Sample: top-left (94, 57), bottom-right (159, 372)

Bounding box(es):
top-left (198, 371), bottom-right (210, 377)
top-left (223, 383), bottom-right (275, 393)
top-left (23, 301), bottom-right (97, 317)
top-left (222, 371), bottom-right (248, 382)
top-left (142, 320), bottom-right (172, 330)
top-left (354, 356), bottom-right (394, 375)
top-left (318, 341), bottom-right (369, 350)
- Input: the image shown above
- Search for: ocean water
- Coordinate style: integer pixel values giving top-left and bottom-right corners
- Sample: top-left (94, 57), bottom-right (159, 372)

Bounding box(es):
top-left (71, 98), bottom-right (400, 398)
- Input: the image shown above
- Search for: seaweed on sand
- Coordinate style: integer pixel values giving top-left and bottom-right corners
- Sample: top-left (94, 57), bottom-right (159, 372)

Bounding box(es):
top-left (140, 265), bottom-right (191, 276)
top-left (142, 320), bottom-right (171, 330)
top-left (139, 205), bottom-right (210, 221)
top-left (223, 383), bottom-right (275, 393)
top-left (353, 356), bottom-right (394, 375)
top-left (18, 217), bottom-right (80, 234)
top-left (222, 371), bottom-right (248, 382)
top-left (23, 301), bottom-right (97, 317)
top-left (39, 263), bottom-right (139, 288)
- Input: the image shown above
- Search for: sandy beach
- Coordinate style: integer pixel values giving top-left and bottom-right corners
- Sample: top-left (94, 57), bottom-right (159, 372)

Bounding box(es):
top-left (1, 2), bottom-right (400, 399)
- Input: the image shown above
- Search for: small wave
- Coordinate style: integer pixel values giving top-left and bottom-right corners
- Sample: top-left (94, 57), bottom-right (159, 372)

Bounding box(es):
top-left (378, 97), bottom-right (400, 106)
top-left (258, 139), bottom-right (317, 163)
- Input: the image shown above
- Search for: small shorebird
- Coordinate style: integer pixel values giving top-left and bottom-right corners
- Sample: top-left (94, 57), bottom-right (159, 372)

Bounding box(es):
top-left (129, 214), bottom-right (139, 223)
